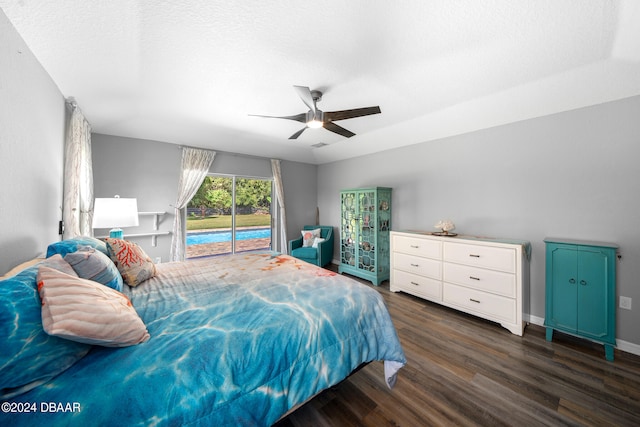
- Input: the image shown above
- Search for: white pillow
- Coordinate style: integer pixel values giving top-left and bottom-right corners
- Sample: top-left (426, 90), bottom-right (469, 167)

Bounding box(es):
top-left (37, 266), bottom-right (150, 347)
top-left (301, 228), bottom-right (321, 247)
top-left (312, 237), bottom-right (326, 248)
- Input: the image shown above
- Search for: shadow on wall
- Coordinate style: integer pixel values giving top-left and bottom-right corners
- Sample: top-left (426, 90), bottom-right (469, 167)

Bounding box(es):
top-left (0, 236), bottom-right (44, 276)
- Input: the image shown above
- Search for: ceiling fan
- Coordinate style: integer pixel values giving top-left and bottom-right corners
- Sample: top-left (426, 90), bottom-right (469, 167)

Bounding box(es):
top-left (250, 85), bottom-right (381, 140)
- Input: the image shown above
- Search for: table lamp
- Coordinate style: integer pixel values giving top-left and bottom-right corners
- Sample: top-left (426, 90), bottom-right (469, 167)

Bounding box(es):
top-left (93, 195), bottom-right (139, 238)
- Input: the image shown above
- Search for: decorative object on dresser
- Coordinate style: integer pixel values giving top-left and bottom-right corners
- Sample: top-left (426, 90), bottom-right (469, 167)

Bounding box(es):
top-left (339, 187), bottom-right (392, 285)
top-left (390, 230), bottom-right (531, 336)
top-left (544, 238), bottom-right (618, 361)
top-left (433, 219), bottom-right (457, 236)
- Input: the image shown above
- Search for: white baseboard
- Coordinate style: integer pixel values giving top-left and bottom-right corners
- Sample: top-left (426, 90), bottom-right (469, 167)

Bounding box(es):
top-left (526, 314), bottom-right (640, 357)
top-left (527, 314), bottom-right (545, 326)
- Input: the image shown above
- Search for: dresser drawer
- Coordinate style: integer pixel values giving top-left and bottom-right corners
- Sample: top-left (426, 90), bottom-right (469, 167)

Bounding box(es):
top-left (392, 235), bottom-right (441, 259)
top-left (393, 252), bottom-right (441, 279)
top-left (444, 242), bottom-right (515, 273)
top-left (443, 263), bottom-right (516, 298)
top-left (392, 270), bottom-right (442, 301)
top-left (443, 283), bottom-right (516, 323)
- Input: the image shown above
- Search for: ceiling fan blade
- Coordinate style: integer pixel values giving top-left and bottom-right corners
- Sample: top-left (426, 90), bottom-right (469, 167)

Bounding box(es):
top-left (293, 85), bottom-right (316, 114)
top-left (289, 127), bottom-right (307, 139)
top-left (325, 106), bottom-right (381, 121)
top-left (248, 112), bottom-right (307, 123)
top-left (324, 122), bottom-right (355, 138)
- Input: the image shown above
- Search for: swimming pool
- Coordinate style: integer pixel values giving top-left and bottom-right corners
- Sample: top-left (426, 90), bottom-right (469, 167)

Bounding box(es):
top-left (186, 228), bottom-right (271, 245)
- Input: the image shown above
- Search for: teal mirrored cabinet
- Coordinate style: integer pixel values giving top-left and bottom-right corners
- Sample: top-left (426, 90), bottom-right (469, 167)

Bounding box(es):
top-left (544, 238), bottom-right (618, 361)
top-left (339, 187), bottom-right (391, 285)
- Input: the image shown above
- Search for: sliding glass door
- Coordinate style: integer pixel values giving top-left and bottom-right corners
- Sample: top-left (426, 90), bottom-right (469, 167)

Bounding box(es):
top-left (185, 175), bottom-right (272, 259)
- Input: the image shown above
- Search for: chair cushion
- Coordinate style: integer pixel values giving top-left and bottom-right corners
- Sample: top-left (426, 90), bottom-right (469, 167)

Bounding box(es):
top-left (291, 247), bottom-right (318, 260)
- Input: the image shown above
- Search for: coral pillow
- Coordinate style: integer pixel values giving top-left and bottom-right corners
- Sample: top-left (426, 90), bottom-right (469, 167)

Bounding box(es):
top-left (301, 228), bottom-right (321, 247)
top-left (64, 246), bottom-right (123, 291)
top-left (37, 266), bottom-right (150, 347)
top-left (105, 238), bottom-right (156, 286)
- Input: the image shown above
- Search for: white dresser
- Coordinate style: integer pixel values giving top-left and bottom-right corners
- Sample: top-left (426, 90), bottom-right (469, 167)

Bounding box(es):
top-left (390, 231), bottom-right (530, 336)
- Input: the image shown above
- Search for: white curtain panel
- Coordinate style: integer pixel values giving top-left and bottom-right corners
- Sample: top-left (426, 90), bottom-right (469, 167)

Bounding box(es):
top-left (170, 147), bottom-right (216, 261)
top-left (63, 101), bottom-right (94, 239)
top-left (271, 159), bottom-right (288, 254)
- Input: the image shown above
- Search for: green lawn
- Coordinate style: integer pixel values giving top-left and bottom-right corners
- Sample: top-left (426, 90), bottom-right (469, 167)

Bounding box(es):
top-left (186, 214), bottom-right (271, 230)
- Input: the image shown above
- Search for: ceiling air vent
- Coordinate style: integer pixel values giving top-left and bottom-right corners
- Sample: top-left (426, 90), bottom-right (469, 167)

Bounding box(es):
top-left (311, 142), bottom-right (328, 148)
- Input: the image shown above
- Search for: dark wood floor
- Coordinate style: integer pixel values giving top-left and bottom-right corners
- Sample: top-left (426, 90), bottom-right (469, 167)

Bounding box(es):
top-left (275, 267), bottom-right (640, 426)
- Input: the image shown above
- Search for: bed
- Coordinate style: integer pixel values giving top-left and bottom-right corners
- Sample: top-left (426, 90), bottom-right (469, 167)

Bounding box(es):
top-left (0, 237), bottom-right (405, 426)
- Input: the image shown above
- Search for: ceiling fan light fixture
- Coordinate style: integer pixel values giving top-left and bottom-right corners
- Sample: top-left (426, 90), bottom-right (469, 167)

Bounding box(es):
top-left (307, 119), bottom-right (323, 128)
top-left (306, 109), bottom-right (324, 128)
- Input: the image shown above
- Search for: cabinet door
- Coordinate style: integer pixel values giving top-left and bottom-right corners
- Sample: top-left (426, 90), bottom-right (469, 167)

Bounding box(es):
top-left (577, 248), bottom-right (610, 340)
top-left (340, 191), bottom-right (357, 266)
top-left (547, 245), bottom-right (578, 331)
top-left (357, 190), bottom-right (377, 272)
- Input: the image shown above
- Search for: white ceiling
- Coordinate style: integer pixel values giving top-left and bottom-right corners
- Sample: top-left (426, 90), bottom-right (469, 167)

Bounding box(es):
top-left (2, 1), bottom-right (640, 164)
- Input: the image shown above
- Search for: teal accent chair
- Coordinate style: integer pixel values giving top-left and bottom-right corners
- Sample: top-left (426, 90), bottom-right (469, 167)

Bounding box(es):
top-left (288, 226), bottom-right (334, 267)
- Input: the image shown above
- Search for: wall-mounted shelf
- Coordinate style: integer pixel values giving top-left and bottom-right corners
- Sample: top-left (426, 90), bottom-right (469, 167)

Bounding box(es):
top-left (136, 212), bottom-right (169, 246)
top-left (96, 211), bottom-right (170, 246)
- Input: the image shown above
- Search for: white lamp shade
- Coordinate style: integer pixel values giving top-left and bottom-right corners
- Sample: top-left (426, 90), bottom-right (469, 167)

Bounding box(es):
top-left (93, 197), bottom-right (139, 228)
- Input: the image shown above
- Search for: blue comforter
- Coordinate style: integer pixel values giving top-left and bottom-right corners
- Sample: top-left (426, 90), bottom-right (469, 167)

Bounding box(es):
top-left (3, 253), bottom-right (405, 426)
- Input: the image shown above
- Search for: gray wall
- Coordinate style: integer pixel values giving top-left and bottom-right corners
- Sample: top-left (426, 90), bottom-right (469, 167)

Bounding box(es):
top-left (318, 95), bottom-right (640, 349)
top-left (0, 9), bottom-right (66, 275)
top-left (92, 135), bottom-right (318, 261)
top-left (91, 134), bottom-right (181, 263)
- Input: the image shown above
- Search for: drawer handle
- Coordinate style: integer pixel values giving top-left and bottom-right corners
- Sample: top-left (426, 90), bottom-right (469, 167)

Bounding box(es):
top-left (469, 298), bottom-right (481, 303)
top-left (410, 281), bottom-right (420, 286)
top-left (410, 245), bottom-right (419, 248)
top-left (469, 254), bottom-right (480, 258)
top-left (469, 276), bottom-right (480, 281)
top-left (410, 263), bottom-right (419, 267)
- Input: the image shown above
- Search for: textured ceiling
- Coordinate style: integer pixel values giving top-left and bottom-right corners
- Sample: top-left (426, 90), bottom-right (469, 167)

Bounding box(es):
top-left (2, 1), bottom-right (639, 164)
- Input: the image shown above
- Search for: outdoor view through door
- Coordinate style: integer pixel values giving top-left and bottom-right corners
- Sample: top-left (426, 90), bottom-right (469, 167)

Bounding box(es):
top-left (185, 176), bottom-right (272, 259)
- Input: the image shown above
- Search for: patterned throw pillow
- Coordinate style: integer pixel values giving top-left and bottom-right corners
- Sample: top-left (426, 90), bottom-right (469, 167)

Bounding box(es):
top-left (105, 238), bottom-right (156, 287)
top-left (301, 228), bottom-right (321, 247)
top-left (37, 266), bottom-right (150, 347)
top-left (64, 246), bottom-right (123, 291)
